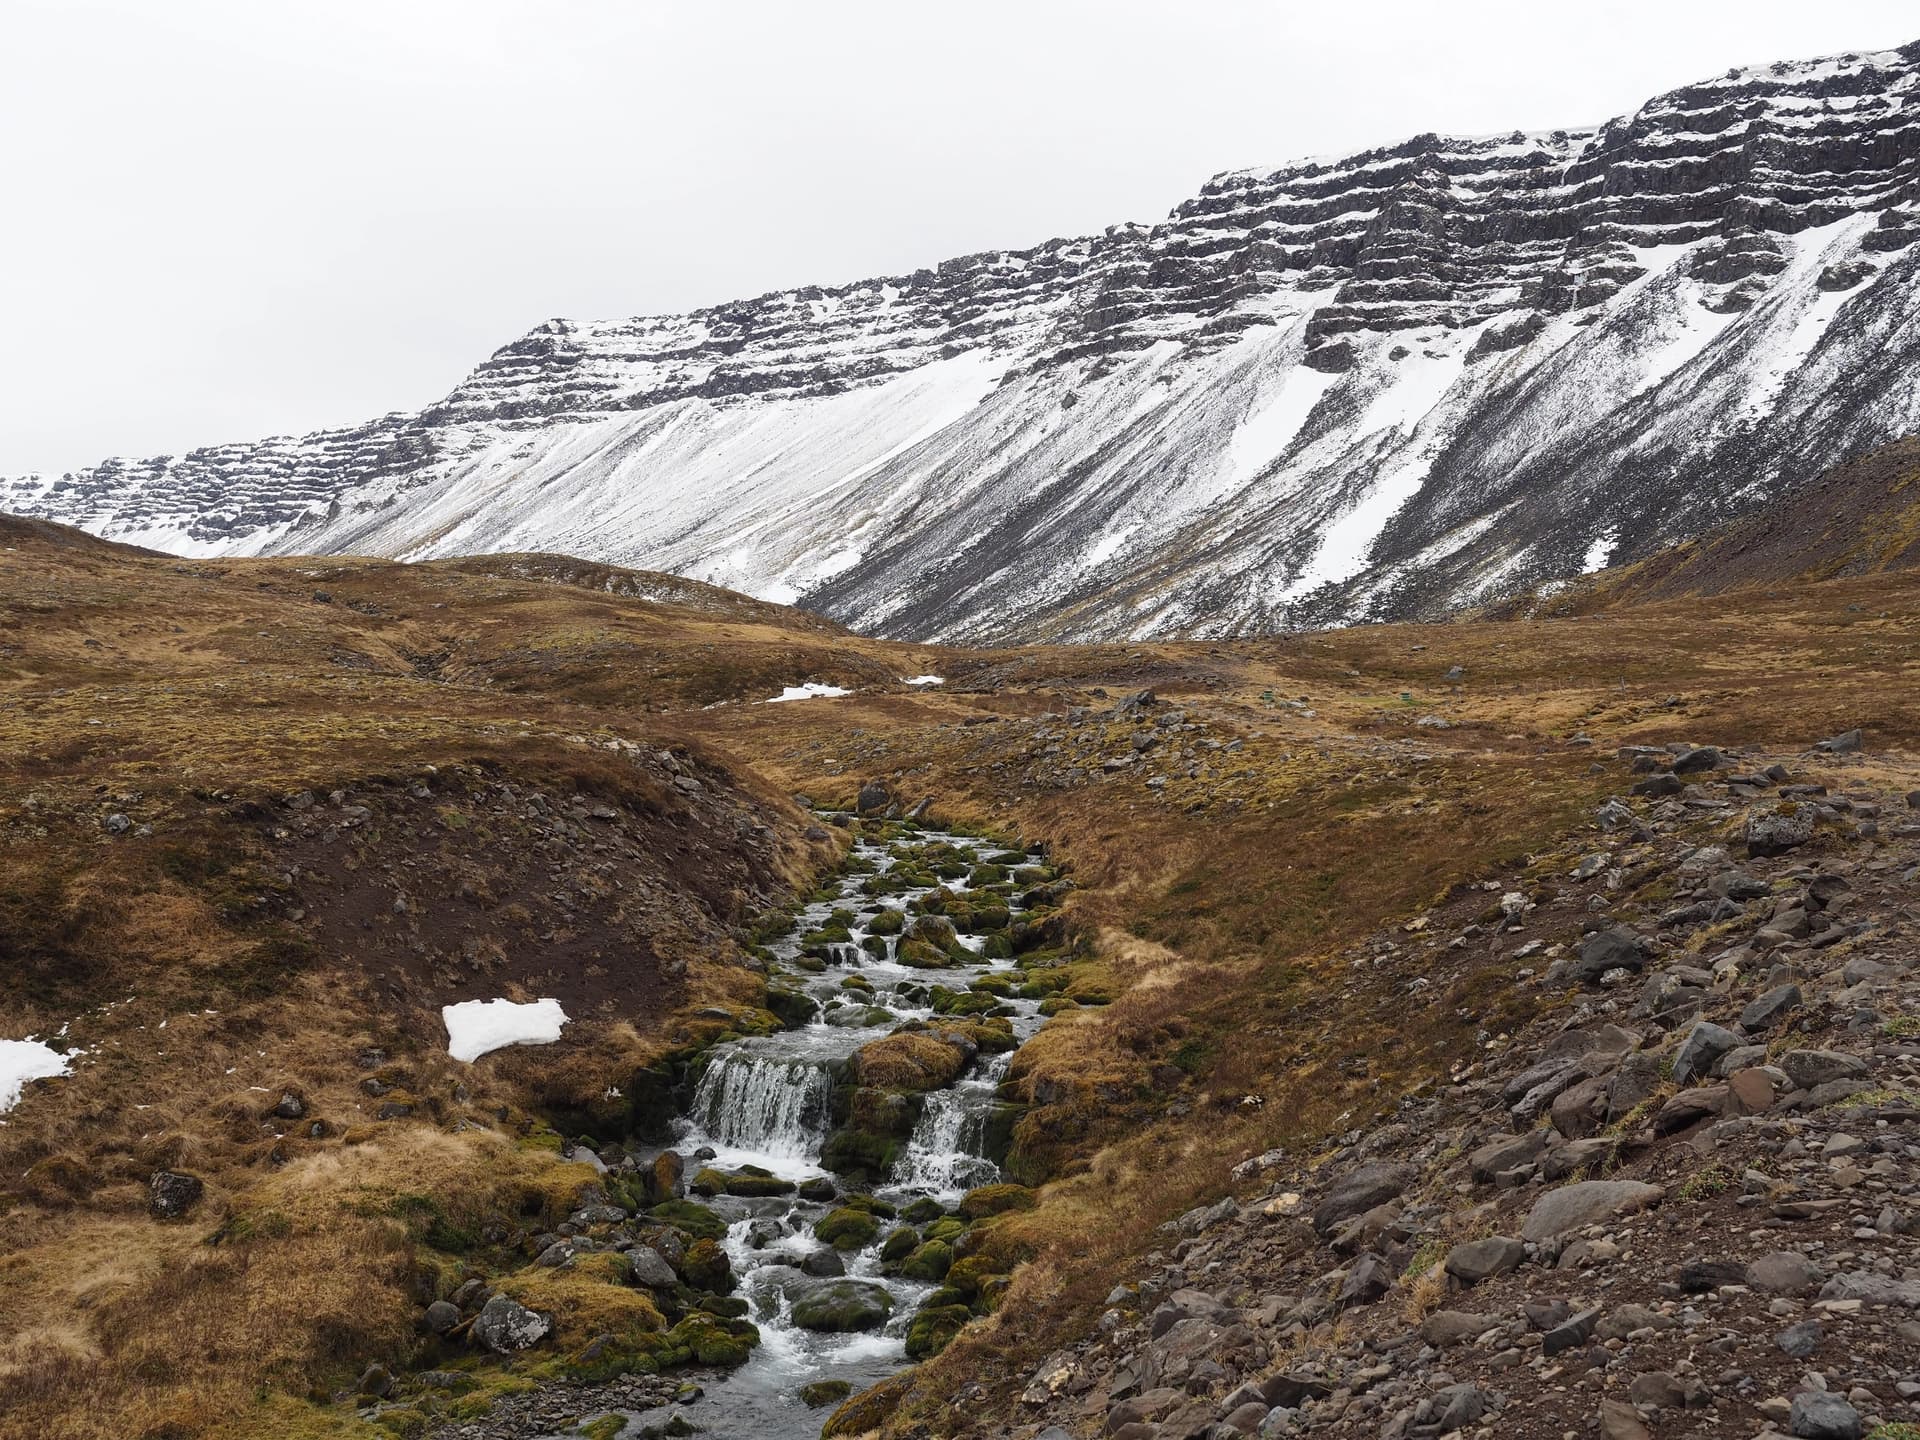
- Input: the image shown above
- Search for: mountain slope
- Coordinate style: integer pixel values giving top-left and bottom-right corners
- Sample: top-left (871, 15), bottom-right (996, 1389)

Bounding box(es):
top-left (8, 41), bottom-right (1920, 642)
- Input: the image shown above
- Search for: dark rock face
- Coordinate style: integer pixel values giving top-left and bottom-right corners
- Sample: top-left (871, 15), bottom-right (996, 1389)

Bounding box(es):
top-left (11, 43), bottom-right (1920, 643)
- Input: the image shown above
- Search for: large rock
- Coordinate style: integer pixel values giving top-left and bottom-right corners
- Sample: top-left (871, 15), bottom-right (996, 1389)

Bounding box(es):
top-left (1778, 1049), bottom-right (1869, 1091)
top-left (1745, 804), bottom-right (1816, 857)
top-left (1671, 1021), bottom-right (1742, 1085)
top-left (1571, 927), bottom-right (1646, 983)
top-left (627, 1245), bottom-right (679, 1289)
top-left (471, 1294), bottom-right (552, 1352)
top-left (1789, 1392), bottom-right (1863, 1440)
top-left (791, 1279), bottom-right (894, 1333)
top-left (1740, 983), bottom-right (1803, 1032)
top-left (1444, 1235), bottom-right (1526, 1284)
top-left (1521, 1180), bottom-right (1662, 1241)
top-left (1310, 1161), bottom-right (1414, 1237)
top-left (1745, 1251), bottom-right (1826, 1296)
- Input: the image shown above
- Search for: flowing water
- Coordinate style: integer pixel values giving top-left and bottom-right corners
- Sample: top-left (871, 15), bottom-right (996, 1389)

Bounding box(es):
top-left (581, 821), bottom-right (1050, 1438)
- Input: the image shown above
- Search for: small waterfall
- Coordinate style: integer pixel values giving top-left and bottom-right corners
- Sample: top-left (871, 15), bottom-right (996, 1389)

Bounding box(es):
top-left (890, 1055), bottom-right (1012, 1195)
top-left (686, 1052), bottom-right (832, 1162)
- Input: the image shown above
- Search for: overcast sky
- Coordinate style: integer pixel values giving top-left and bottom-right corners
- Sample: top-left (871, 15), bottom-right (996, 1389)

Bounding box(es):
top-left (3, 1), bottom-right (1914, 475)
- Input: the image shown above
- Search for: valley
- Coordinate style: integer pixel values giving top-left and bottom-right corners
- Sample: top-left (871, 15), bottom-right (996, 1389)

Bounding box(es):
top-left (1, 494), bottom-right (1918, 1440)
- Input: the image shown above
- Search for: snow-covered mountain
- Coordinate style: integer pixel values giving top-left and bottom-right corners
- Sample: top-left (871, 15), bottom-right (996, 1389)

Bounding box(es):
top-left (8, 41), bottom-right (1920, 641)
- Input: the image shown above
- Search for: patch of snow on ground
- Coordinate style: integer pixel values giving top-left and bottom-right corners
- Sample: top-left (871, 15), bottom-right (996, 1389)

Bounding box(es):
top-left (901, 675), bottom-right (944, 686)
top-left (1, 1038), bottom-right (76, 1113)
top-left (442, 998), bottom-right (569, 1063)
top-left (767, 682), bottom-right (853, 703)
top-left (1221, 365), bottom-right (1338, 487)
top-left (1582, 529), bottom-right (1618, 573)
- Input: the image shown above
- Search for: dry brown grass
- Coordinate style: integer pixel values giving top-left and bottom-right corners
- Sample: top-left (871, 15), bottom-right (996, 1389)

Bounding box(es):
top-left (5, 514), bottom-right (1920, 1437)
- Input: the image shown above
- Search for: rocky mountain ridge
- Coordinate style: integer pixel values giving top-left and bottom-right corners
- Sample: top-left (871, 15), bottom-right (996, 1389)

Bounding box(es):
top-left (8, 40), bottom-right (1920, 642)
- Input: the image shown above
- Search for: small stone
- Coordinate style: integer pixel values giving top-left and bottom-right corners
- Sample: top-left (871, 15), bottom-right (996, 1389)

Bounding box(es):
top-left (1775, 1320), bottom-right (1823, 1358)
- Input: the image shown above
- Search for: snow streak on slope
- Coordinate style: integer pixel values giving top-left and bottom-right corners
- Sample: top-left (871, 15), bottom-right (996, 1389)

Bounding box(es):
top-left (8, 41), bottom-right (1920, 640)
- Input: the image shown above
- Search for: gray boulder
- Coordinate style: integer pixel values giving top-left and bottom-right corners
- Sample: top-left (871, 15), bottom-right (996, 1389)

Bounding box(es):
top-left (1672, 1021), bottom-right (1742, 1085)
top-left (1789, 1391), bottom-right (1862, 1440)
top-left (1522, 1180), bottom-right (1662, 1241)
top-left (1745, 805), bottom-right (1816, 857)
top-left (471, 1294), bottom-right (552, 1352)
top-left (1444, 1235), bottom-right (1526, 1284)
top-left (628, 1245), bottom-right (679, 1289)
top-left (1310, 1161), bottom-right (1414, 1237)
top-left (1779, 1049), bottom-right (1869, 1091)
top-left (1572, 927), bottom-right (1646, 983)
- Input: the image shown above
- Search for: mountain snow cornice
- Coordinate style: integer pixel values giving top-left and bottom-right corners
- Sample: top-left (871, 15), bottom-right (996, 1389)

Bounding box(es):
top-left (10, 40), bottom-right (1920, 641)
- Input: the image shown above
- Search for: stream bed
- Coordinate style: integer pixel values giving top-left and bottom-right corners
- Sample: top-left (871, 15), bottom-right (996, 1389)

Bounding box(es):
top-left (561, 817), bottom-right (1057, 1439)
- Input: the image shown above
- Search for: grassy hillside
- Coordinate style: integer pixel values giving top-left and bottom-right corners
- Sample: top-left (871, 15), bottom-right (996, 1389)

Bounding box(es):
top-left (2, 512), bottom-right (1918, 1439)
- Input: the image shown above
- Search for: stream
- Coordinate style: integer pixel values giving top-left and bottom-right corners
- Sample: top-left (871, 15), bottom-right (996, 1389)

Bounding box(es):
top-left (579, 819), bottom-right (1051, 1438)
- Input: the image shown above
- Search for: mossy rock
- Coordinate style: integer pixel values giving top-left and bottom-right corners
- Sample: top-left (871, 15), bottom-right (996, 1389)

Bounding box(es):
top-left (975, 1273), bottom-right (1012, 1312)
top-left (562, 1332), bottom-right (664, 1383)
top-left (790, 1279), bottom-right (893, 1333)
top-left (692, 1164), bottom-right (795, 1199)
top-left (681, 1237), bottom-right (733, 1292)
top-left (931, 988), bottom-right (1002, 1018)
top-left (1037, 996), bottom-right (1080, 1017)
top-left (853, 1032), bottom-right (967, 1090)
top-left (823, 1371), bottom-right (917, 1438)
top-left (968, 973), bottom-right (1016, 996)
top-left (921, 1284), bottom-right (969, 1309)
top-left (900, 1240), bottom-right (953, 1282)
top-left (764, 986), bottom-right (819, 1029)
top-left (864, 908), bottom-right (905, 936)
top-left (896, 939), bottom-right (953, 969)
top-left (694, 1294), bottom-right (751, 1319)
top-left (840, 974), bottom-right (875, 992)
top-left (905, 1302), bottom-right (973, 1359)
top-left (665, 1312), bottom-right (758, 1367)
top-left (900, 1197), bottom-right (946, 1225)
top-left (797, 1176), bottom-right (839, 1203)
top-left (923, 1217), bottom-right (966, 1244)
top-left (648, 1199), bottom-right (728, 1241)
top-left (981, 932), bottom-right (1015, 959)
top-left (815, 1207), bottom-right (881, 1249)
top-left (819, 1128), bottom-right (898, 1180)
top-left (944, 1254), bottom-right (1005, 1299)
top-left (879, 1226), bottom-right (920, 1264)
top-left (800, 1379), bottom-right (854, 1408)
top-left (371, 1409), bottom-right (429, 1439)
top-left (838, 1194), bottom-right (897, 1219)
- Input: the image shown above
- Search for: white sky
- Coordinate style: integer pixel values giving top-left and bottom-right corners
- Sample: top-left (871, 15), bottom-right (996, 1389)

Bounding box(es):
top-left (2, 0), bottom-right (1914, 475)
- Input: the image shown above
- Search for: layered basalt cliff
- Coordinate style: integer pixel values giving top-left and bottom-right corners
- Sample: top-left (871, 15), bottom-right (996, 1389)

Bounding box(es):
top-left (9, 41), bottom-right (1919, 640)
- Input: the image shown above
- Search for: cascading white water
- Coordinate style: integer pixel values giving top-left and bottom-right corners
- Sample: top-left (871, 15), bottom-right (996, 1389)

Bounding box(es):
top-left (687, 1051), bottom-right (833, 1164)
top-left (889, 1053), bottom-right (1012, 1196)
top-left (604, 823), bottom-right (1055, 1437)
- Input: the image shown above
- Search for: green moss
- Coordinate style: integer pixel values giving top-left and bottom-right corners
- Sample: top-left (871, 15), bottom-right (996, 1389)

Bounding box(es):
top-left (905, 1302), bottom-right (972, 1359)
top-left (957, 1183), bottom-right (1035, 1219)
top-left (647, 1199), bottom-right (728, 1241)
top-left (815, 1207), bottom-right (881, 1249)
top-left (900, 1239), bottom-right (953, 1282)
